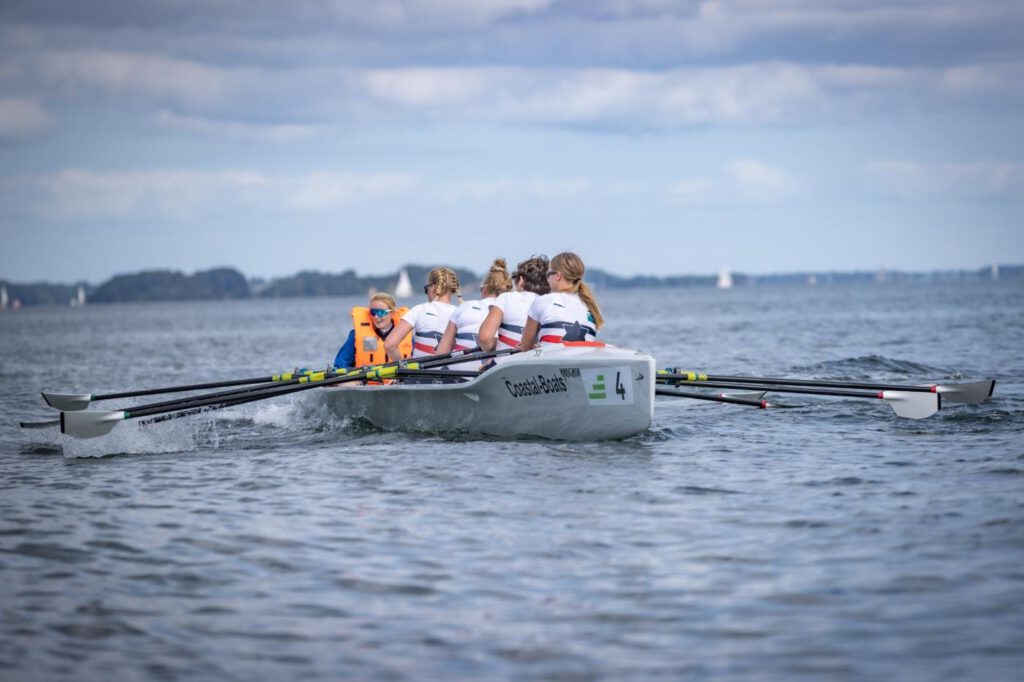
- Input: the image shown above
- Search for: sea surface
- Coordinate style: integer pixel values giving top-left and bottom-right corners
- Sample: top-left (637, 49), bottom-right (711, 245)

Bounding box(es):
top-left (1, 281), bottom-right (1022, 681)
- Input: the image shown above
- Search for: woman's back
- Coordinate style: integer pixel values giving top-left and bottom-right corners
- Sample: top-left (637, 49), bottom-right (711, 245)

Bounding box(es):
top-left (491, 291), bottom-right (537, 350)
top-left (527, 292), bottom-right (597, 345)
top-left (403, 300), bottom-right (458, 356)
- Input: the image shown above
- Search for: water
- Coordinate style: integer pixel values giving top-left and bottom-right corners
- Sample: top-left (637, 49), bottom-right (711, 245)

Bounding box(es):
top-left (1, 282), bottom-right (1023, 680)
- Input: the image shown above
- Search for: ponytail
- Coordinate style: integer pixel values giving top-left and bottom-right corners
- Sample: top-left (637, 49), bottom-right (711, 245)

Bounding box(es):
top-left (574, 281), bottom-right (604, 329)
top-left (482, 258), bottom-right (514, 297)
top-left (550, 251), bottom-right (603, 329)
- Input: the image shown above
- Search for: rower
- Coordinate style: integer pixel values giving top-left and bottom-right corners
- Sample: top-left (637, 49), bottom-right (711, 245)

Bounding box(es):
top-left (519, 251), bottom-right (603, 350)
top-left (478, 255), bottom-right (551, 353)
top-left (385, 267), bottom-right (461, 362)
top-left (332, 293), bottom-right (411, 369)
top-left (436, 258), bottom-right (514, 358)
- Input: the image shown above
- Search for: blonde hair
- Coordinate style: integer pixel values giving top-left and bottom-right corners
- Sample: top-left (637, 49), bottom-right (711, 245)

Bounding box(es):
top-left (550, 252), bottom-right (604, 329)
top-left (427, 267), bottom-right (462, 303)
top-left (369, 292), bottom-right (396, 311)
top-left (481, 258), bottom-right (514, 297)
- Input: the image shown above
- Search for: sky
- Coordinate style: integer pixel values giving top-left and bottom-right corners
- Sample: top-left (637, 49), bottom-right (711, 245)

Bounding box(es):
top-left (1, 0), bottom-right (1022, 283)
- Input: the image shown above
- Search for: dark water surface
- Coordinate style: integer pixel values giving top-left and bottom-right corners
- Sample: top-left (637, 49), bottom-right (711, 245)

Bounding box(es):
top-left (2, 282), bottom-right (1023, 680)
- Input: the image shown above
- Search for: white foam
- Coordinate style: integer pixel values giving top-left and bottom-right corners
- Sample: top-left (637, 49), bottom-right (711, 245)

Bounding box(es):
top-left (60, 416), bottom-right (200, 458)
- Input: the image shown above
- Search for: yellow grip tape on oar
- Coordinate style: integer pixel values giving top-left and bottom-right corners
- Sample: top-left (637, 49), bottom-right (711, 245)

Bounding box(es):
top-left (365, 366), bottom-right (398, 381)
top-left (406, 362), bottom-right (420, 370)
top-left (298, 371), bottom-right (328, 384)
top-left (272, 372), bottom-right (294, 382)
top-left (658, 369), bottom-right (707, 382)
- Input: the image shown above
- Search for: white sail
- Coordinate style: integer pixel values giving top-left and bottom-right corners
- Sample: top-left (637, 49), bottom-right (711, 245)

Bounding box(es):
top-left (394, 268), bottom-right (414, 298)
top-left (1, 285), bottom-right (8, 310)
top-left (716, 268), bottom-right (733, 289)
top-left (77, 286), bottom-right (86, 306)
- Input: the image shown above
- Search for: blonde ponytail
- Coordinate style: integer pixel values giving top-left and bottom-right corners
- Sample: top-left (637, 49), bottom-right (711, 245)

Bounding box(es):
top-left (551, 251), bottom-right (603, 329)
top-left (481, 258), bottom-right (514, 296)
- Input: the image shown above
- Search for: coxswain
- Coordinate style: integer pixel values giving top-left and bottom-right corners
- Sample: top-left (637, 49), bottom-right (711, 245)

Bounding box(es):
top-left (332, 293), bottom-right (411, 369)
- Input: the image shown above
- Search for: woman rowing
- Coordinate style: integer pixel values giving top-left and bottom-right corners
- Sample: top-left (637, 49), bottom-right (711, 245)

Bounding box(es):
top-left (519, 251), bottom-right (603, 350)
top-left (385, 267), bottom-right (461, 362)
top-left (332, 293), bottom-right (411, 369)
top-left (435, 259), bottom-right (514, 365)
top-left (478, 255), bottom-right (550, 354)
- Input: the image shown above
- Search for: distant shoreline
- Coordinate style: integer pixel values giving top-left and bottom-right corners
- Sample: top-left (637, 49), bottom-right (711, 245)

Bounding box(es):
top-left (1, 264), bottom-right (1018, 308)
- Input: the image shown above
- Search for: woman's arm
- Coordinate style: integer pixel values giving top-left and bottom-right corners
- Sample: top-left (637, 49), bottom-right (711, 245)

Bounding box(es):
top-left (519, 317), bottom-right (540, 351)
top-left (477, 306), bottom-right (502, 352)
top-left (384, 319), bottom-right (413, 362)
top-left (435, 320), bottom-right (458, 355)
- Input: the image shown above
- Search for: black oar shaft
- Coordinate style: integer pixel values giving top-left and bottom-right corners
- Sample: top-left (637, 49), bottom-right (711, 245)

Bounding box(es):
top-left (656, 388), bottom-right (766, 408)
top-left (661, 371), bottom-right (935, 394)
top-left (93, 376), bottom-right (276, 400)
top-left (663, 379), bottom-right (884, 399)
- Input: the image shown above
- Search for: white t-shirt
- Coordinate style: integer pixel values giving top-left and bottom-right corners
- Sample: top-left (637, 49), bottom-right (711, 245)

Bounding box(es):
top-left (449, 297), bottom-right (496, 350)
top-left (526, 292), bottom-right (597, 346)
top-left (490, 291), bottom-right (537, 351)
top-left (402, 301), bottom-right (457, 357)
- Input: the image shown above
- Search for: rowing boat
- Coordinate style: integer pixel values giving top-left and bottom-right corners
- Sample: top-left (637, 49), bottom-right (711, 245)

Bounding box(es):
top-left (318, 344), bottom-right (656, 440)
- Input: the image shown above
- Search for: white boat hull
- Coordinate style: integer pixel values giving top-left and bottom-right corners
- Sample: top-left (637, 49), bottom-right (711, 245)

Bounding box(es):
top-left (319, 345), bottom-right (656, 440)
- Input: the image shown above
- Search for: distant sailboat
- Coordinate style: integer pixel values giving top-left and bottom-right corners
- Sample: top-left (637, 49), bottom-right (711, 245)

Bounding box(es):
top-left (70, 285), bottom-right (86, 307)
top-left (716, 268), bottom-right (733, 289)
top-left (394, 269), bottom-right (414, 298)
top-left (991, 264), bottom-right (1000, 281)
top-left (1, 285), bottom-right (8, 310)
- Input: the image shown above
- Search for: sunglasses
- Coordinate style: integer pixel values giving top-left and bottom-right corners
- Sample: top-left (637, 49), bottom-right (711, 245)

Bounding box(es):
top-left (423, 284), bottom-right (431, 295)
top-left (369, 308), bottom-right (390, 318)
top-left (546, 271), bottom-right (558, 277)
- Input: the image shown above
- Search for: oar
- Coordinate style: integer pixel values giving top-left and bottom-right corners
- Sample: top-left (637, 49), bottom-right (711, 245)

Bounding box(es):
top-left (656, 388), bottom-right (771, 408)
top-left (42, 370), bottom-right (318, 412)
top-left (658, 370), bottom-right (995, 405)
top-left (43, 344), bottom-right (496, 414)
top-left (59, 348), bottom-right (516, 439)
top-left (660, 373), bottom-right (939, 419)
top-left (22, 346), bottom-right (504, 431)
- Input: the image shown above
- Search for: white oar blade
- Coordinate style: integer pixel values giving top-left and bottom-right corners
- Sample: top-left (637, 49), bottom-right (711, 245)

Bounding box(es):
top-left (936, 379), bottom-right (995, 405)
top-left (882, 391), bottom-right (940, 419)
top-left (60, 410), bottom-right (126, 439)
top-left (42, 392), bottom-right (92, 411)
top-left (720, 391), bottom-right (766, 401)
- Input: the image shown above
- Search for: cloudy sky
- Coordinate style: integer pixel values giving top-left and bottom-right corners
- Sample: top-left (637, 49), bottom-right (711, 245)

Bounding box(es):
top-left (1, 0), bottom-right (1022, 282)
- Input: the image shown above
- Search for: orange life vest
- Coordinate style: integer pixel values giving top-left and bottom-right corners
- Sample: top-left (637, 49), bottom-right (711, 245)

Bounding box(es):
top-left (351, 306), bottom-right (411, 367)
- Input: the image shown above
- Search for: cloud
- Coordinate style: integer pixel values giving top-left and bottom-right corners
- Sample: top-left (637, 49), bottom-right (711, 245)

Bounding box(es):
top-left (3, 169), bottom-right (420, 220)
top-left (867, 161), bottom-right (1024, 200)
top-left (727, 159), bottom-right (799, 200)
top-left (284, 172), bottom-right (418, 208)
top-left (18, 41), bottom-right (1024, 134)
top-left (0, 97), bottom-right (55, 139)
top-left (668, 178), bottom-right (716, 204)
top-left (39, 49), bottom-right (239, 107)
top-left (438, 177), bottom-right (591, 202)
top-left (154, 110), bottom-right (323, 143)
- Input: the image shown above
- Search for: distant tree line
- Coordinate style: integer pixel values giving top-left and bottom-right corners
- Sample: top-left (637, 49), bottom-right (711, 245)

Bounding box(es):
top-left (1, 264), bottom-right (1019, 307)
